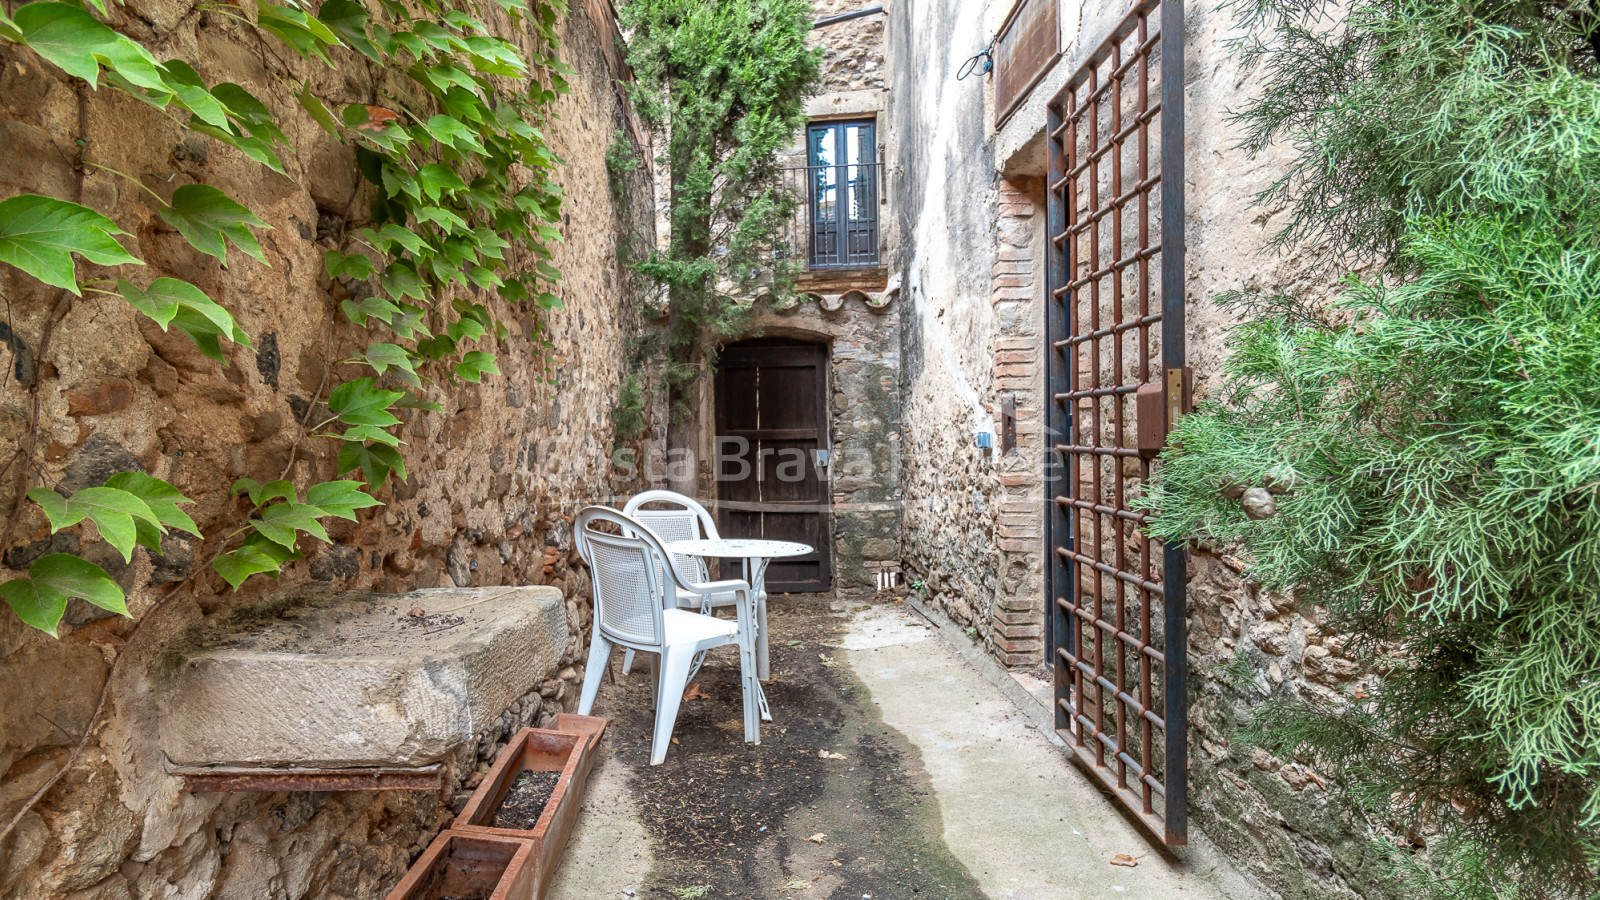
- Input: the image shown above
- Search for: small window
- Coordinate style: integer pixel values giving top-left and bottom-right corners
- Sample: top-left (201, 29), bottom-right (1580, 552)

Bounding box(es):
top-left (803, 120), bottom-right (880, 269)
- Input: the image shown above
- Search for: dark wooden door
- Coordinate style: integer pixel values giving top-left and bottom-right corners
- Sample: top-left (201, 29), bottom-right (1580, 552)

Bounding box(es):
top-left (714, 338), bottom-right (831, 592)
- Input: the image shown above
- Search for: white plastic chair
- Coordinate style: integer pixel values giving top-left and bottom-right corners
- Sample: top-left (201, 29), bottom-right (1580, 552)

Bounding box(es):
top-left (573, 506), bottom-right (759, 765)
top-left (618, 490), bottom-right (739, 675)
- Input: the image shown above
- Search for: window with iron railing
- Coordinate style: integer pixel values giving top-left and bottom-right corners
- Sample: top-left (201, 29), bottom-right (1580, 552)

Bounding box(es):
top-left (776, 119), bottom-right (882, 271)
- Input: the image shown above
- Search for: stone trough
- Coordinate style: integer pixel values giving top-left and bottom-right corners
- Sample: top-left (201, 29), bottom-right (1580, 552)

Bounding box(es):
top-left (159, 585), bottom-right (568, 770)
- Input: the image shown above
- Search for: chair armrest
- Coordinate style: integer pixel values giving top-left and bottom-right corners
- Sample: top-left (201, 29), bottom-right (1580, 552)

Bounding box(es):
top-left (682, 578), bottom-right (749, 599)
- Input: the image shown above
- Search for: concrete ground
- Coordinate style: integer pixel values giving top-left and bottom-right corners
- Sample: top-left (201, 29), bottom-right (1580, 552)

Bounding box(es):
top-left (548, 598), bottom-right (1267, 900)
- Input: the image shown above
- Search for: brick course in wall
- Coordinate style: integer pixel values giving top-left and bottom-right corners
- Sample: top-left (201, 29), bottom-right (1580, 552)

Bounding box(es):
top-left (986, 181), bottom-right (1046, 666)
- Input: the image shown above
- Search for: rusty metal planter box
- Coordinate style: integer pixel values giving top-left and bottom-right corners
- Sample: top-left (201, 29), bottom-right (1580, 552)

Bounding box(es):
top-left (384, 831), bottom-right (536, 900)
top-left (453, 714), bottom-right (608, 898)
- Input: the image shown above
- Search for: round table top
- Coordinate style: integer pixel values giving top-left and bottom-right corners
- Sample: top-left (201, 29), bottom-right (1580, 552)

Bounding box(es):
top-left (667, 538), bottom-right (814, 559)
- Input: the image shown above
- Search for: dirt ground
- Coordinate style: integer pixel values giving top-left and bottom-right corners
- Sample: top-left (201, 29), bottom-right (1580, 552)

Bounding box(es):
top-left (547, 597), bottom-right (1268, 900)
top-left (570, 600), bottom-right (987, 899)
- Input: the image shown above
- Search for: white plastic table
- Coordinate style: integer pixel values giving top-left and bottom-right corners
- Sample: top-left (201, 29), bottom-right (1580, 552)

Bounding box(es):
top-left (667, 538), bottom-right (812, 740)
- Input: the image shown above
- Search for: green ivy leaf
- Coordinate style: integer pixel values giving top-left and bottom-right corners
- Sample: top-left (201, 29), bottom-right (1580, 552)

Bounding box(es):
top-left (420, 115), bottom-right (485, 154)
top-left (255, 1), bottom-right (340, 63)
top-left (442, 10), bottom-right (486, 34)
top-left (416, 205), bottom-right (469, 233)
top-left (159, 184), bottom-right (269, 266)
top-left (9, 2), bottom-right (119, 87)
top-left (327, 378), bottom-right (404, 428)
top-left (472, 226), bottom-right (510, 260)
top-left (212, 533), bottom-right (302, 590)
top-left (211, 83), bottom-right (278, 132)
top-left (396, 389), bottom-right (443, 412)
top-left (415, 163), bottom-right (468, 201)
top-left (453, 350), bottom-right (499, 383)
top-left (416, 333), bottom-right (457, 360)
top-left (316, 0), bottom-right (379, 60)
top-left (232, 477), bottom-right (295, 507)
top-left (446, 317), bottom-right (486, 343)
top-left (324, 248), bottom-right (374, 280)
top-left (341, 296), bottom-right (399, 328)
top-left (361, 224), bottom-right (427, 256)
top-left (379, 261), bottom-right (427, 301)
top-left (104, 472), bottom-right (200, 552)
top-left (298, 82), bottom-right (341, 137)
top-left (467, 266), bottom-right (503, 290)
top-left (306, 480), bottom-right (383, 521)
top-left (338, 440), bottom-right (407, 486)
top-left (421, 64), bottom-right (481, 97)
top-left (357, 343), bottom-right (420, 386)
top-left (0, 194), bottom-right (140, 293)
top-left (117, 278), bottom-right (249, 360)
top-left (1, 554), bottom-right (127, 633)
top-left (157, 60), bottom-right (232, 130)
top-left (332, 423), bottom-right (402, 447)
top-left (28, 485), bottom-right (160, 563)
top-left (412, 21), bottom-right (464, 53)
top-left (252, 500), bottom-right (330, 549)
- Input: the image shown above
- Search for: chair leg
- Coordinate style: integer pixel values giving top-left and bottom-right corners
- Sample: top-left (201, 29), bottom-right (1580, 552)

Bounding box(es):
top-left (649, 646), bottom-right (696, 766)
top-left (577, 630), bottom-right (613, 716)
top-left (621, 648), bottom-right (636, 676)
top-left (647, 651), bottom-right (659, 710)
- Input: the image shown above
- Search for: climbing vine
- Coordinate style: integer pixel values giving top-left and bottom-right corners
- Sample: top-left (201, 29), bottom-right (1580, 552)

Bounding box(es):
top-left (0, 0), bottom-right (572, 633)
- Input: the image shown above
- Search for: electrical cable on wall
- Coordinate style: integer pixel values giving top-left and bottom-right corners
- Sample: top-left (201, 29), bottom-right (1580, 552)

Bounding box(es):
top-left (957, 39), bottom-right (994, 80)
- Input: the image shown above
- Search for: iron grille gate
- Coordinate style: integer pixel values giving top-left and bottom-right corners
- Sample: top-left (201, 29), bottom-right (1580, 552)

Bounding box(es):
top-left (1044, 0), bottom-right (1188, 846)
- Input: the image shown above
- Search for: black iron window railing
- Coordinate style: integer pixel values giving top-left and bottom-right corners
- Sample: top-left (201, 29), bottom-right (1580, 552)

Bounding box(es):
top-left (776, 161), bottom-right (883, 271)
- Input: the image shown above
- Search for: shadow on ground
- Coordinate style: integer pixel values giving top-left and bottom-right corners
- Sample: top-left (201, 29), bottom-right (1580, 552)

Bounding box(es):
top-left (585, 601), bottom-right (986, 899)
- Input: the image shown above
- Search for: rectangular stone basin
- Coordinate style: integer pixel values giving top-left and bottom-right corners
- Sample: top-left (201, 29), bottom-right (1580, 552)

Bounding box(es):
top-left (160, 586), bottom-right (567, 769)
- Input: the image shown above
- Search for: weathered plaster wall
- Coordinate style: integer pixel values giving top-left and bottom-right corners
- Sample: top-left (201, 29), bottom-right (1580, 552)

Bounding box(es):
top-left (886, 0), bottom-right (1043, 656)
top-left (890, 1), bottom-right (1396, 898)
top-left (0, 2), bottom-right (651, 897)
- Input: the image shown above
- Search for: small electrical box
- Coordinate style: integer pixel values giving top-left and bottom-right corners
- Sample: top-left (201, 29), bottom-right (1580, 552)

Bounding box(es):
top-left (975, 430), bottom-right (994, 450)
top-left (1136, 366), bottom-right (1192, 459)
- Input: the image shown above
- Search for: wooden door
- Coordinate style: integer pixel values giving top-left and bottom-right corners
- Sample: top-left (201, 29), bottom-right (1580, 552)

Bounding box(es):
top-left (714, 338), bottom-right (832, 592)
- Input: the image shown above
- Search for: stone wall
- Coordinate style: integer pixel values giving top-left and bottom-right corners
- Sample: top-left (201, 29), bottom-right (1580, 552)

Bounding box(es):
top-left (812, 0), bottom-right (887, 93)
top-left (0, 0), bottom-right (652, 896)
top-left (889, 1), bottom-right (1397, 898)
top-left (739, 294), bottom-right (901, 594)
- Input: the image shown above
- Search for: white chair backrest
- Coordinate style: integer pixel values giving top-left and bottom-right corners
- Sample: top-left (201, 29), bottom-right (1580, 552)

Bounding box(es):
top-left (575, 506), bottom-right (687, 647)
top-left (622, 491), bottom-right (721, 585)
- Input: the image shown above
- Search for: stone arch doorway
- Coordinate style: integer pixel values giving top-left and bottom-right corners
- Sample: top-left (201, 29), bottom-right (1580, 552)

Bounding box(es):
top-left (713, 337), bottom-right (832, 592)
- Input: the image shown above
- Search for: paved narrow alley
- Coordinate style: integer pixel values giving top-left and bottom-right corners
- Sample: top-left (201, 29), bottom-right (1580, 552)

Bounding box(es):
top-left (548, 599), bottom-right (1266, 899)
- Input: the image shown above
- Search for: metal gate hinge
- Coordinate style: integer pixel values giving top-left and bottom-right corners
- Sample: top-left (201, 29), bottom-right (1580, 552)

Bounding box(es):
top-left (1166, 366), bottom-right (1185, 432)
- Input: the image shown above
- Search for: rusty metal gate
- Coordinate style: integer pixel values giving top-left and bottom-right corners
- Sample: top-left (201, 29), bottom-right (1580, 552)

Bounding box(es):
top-left (1044, 0), bottom-right (1187, 846)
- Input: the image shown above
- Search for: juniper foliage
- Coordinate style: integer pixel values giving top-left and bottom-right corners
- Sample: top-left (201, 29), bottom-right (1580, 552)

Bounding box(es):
top-left (617, 0), bottom-right (821, 432)
top-left (1143, 2), bottom-right (1600, 895)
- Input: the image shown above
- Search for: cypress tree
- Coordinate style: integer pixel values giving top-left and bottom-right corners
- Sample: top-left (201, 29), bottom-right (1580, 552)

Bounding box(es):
top-left (1145, 2), bottom-right (1600, 895)
top-left (616, 0), bottom-right (821, 481)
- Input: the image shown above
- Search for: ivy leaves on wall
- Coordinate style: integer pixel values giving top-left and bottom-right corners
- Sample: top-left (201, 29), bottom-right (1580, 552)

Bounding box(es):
top-left (0, 194), bottom-right (142, 293)
top-left (0, 0), bottom-right (574, 633)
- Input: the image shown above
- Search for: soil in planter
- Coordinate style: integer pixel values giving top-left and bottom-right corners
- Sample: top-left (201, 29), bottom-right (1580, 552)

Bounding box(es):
top-left (490, 769), bottom-right (561, 829)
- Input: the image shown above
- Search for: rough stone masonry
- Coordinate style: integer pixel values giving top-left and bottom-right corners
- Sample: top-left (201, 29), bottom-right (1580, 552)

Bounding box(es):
top-left (0, 1), bottom-right (652, 896)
